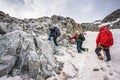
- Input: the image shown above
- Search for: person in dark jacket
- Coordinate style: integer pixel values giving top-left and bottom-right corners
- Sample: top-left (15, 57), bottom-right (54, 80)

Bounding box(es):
top-left (95, 26), bottom-right (114, 62)
top-left (48, 26), bottom-right (61, 46)
top-left (69, 31), bottom-right (88, 53)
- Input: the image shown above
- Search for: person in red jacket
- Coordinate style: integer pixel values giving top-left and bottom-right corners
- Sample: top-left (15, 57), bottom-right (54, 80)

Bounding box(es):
top-left (69, 31), bottom-right (88, 53)
top-left (95, 26), bottom-right (114, 62)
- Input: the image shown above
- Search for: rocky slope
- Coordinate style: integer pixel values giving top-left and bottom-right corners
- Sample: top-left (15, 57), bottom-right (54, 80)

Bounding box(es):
top-left (0, 11), bottom-right (83, 80)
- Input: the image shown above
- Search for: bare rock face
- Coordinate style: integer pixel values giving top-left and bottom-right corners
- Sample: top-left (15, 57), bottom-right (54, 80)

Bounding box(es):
top-left (0, 30), bottom-right (31, 77)
top-left (0, 30), bottom-right (63, 80)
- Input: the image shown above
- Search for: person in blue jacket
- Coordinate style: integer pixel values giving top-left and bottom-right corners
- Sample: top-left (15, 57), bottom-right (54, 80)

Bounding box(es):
top-left (48, 26), bottom-right (61, 46)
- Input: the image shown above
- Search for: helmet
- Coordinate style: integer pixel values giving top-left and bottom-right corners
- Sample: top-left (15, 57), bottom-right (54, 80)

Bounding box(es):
top-left (76, 30), bottom-right (79, 33)
top-left (76, 31), bottom-right (80, 34)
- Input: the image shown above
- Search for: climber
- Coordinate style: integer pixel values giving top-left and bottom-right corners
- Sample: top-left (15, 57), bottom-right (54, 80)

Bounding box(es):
top-left (48, 26), bottom-right (61, 46)
top-left (68, 31), bottom-right (88, 53)
top-left (95, 26), bottom-right (114, 62)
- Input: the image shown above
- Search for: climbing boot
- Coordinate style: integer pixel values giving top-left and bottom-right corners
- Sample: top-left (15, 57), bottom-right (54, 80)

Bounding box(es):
top-left (106, 59), bottom-right (111, 62)
top-left (85, 48), bottom-right (89, 52)
top-left (98, 55), bottom-right (103, 60)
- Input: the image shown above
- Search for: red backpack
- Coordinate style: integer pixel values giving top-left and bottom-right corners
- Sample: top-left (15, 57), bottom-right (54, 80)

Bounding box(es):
top-left (100, 30), bottom-right (114, 47)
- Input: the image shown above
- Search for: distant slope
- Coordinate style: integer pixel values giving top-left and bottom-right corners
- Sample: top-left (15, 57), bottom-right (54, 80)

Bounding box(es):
top-left (102, 9), bottom-right (120, 23)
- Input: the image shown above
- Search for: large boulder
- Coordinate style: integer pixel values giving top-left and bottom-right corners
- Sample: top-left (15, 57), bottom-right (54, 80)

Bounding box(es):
top-left (0, 30), bottom-right (63, 80)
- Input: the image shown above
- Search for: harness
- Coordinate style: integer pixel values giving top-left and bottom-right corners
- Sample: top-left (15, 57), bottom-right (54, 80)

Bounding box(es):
top-left (98, 45), bottom-right (109, 50)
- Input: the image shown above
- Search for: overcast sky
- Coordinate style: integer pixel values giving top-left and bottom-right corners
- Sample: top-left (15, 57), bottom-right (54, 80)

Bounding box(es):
top-left (0, 0), bottom-right (120, 23)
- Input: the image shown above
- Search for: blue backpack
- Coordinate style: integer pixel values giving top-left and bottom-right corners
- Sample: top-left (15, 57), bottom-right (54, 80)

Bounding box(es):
top-left (54, 27), bottom-right (61, 37)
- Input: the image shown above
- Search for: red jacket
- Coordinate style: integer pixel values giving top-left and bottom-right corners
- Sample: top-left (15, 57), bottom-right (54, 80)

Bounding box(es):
top-left (96, 26), bottom-right (113, 47)
top-left (69, 33), bottom-right (79, 40)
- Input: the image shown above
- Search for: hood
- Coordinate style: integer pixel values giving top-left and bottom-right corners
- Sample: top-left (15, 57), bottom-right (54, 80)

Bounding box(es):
top-left (99, 26), bottom-right (109, 33)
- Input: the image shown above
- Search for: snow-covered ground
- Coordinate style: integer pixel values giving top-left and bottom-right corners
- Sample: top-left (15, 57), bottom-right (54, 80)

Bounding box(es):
top-left (0, 29), bottom-right (120, 80)
top-left (47, 29), bottom-right (120, 80)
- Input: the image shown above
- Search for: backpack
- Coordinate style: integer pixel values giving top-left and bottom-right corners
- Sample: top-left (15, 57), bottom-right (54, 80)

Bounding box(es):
top-left (80, 34), bottom-right (85, 41)
top-left (76, 34), bottom-right (85, 42)
top-left (100, 30), bottom-right (113, 47)
top-left (54, 27), bottom-right (61, 37)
